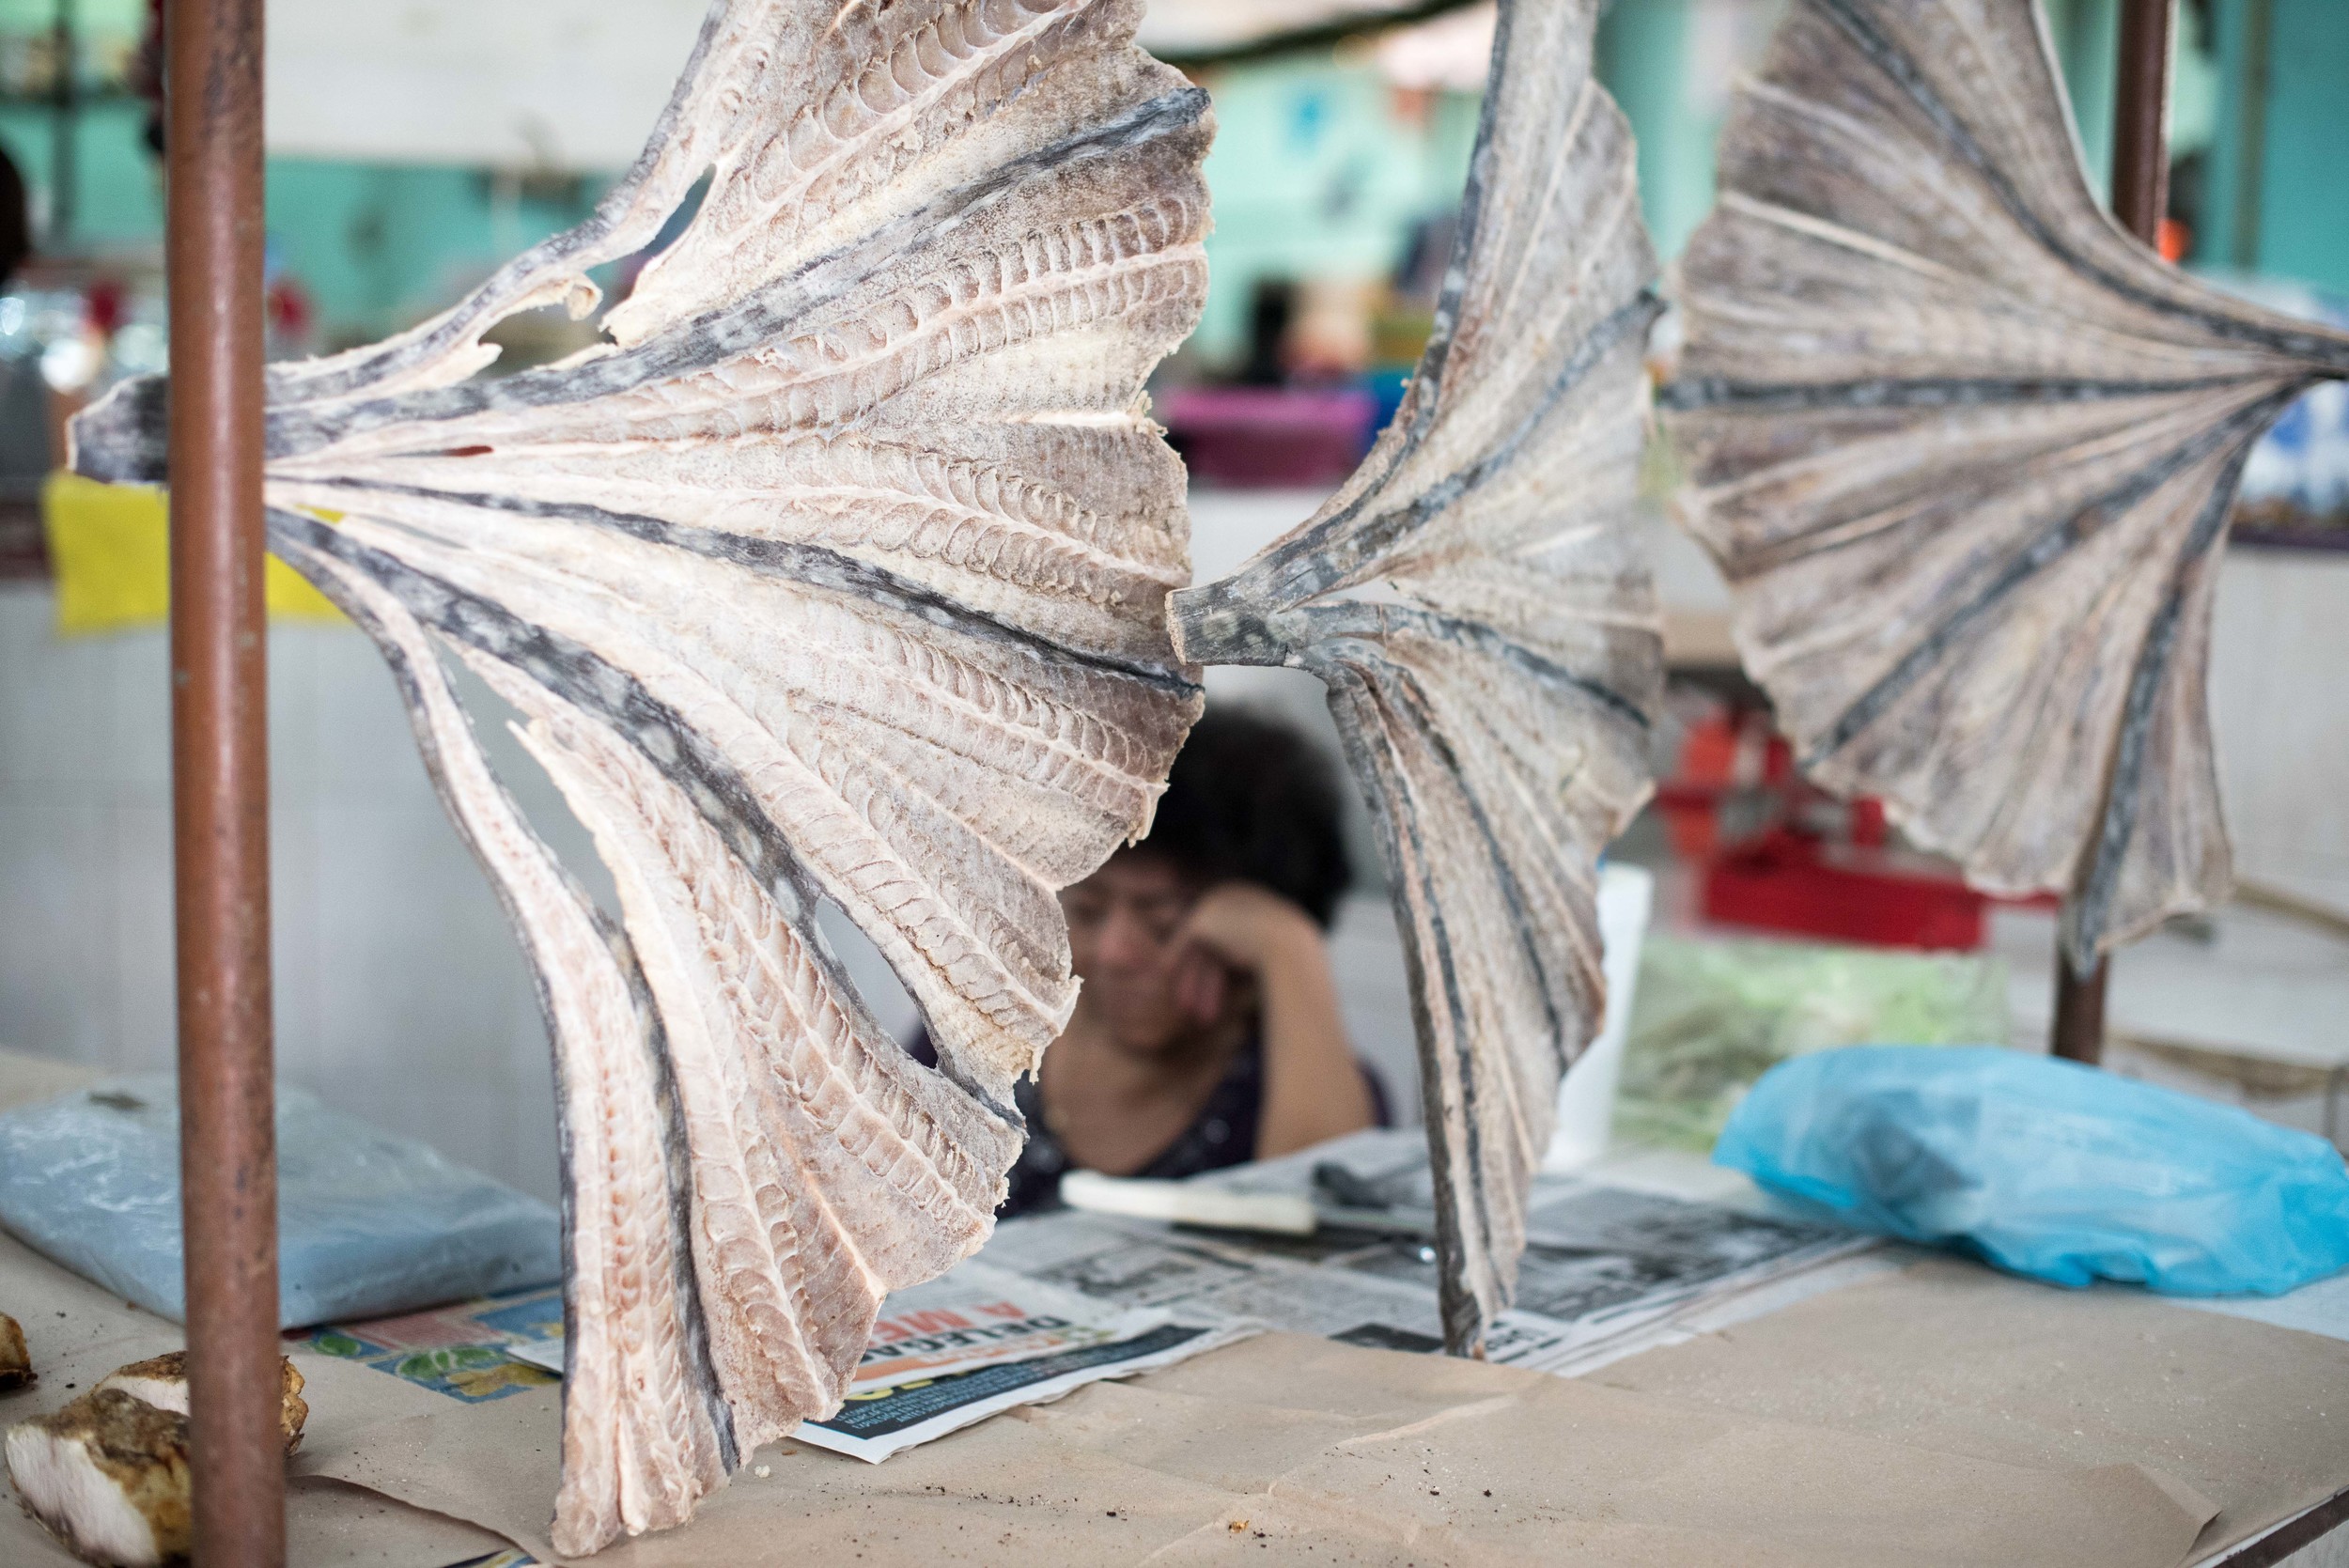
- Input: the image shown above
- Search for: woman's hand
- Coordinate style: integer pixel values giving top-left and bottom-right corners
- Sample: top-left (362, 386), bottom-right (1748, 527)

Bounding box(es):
top-left (1168, 882), bottom-right (1376, 1158)
top-left (1165, 883), bottom-right (1324, 1026)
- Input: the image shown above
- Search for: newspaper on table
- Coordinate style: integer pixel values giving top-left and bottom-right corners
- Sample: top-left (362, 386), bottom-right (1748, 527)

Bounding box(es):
top-left (502, 1257), bottom-right (1251, 1464)
top-left (982, 1128), bottom-right (1881, 1376)
top-left (313, 1286), bottom-right (567, 1400)
top-left (479, 1130), bottom-right (1871, 1464)
top-left (849, 1259), bottom-right (1172, 1391)
top-left (793, 1261), bottom-right (1252, 1461)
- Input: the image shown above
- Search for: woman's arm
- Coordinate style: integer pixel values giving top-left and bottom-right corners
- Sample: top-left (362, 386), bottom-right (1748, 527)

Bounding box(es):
top-left (1174, 884), bottom-right (1376, 1158)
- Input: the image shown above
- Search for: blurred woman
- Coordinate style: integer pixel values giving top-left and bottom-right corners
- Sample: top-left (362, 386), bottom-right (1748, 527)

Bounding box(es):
top-left (995, 708), bottom-right (1384, 1215)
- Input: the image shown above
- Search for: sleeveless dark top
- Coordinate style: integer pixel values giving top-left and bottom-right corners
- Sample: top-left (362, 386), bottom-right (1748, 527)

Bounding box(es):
top-left (908, 1031), bottom-right (1387, 1219)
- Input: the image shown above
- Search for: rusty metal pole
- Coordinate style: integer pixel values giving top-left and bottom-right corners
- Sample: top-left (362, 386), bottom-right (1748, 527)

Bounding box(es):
top-left (2108, 0), bottom-right (2175, 245)
top-left (2050, 952), bottom-right (2108, 1064)
top-left (165, 0), bottom-right (282, 1561)
top-left (2052, 0), bottom-right (2173, 1067)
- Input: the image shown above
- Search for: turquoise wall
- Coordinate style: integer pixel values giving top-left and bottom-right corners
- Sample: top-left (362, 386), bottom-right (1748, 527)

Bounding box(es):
top-left (2207, 0), bottom-right (2349, 292)
top-left (0, 101), bottom-right (160, 246)
top-left (2247, 0), bottom-right (2349, 292)
top-left (0, 0), bottom-right (149, 242)
top-left (1595, 0), bottom-right (1711, 263)
top-left (2044, 0), bottom-right (2121, 202)
top-left (0, 0), bottom-right (609, 349)
top-left (0, 0), bottom-right (139, 32)
top-left (0, 40), bottom-right (1482, 364)
top-left (262, 162), bottom-right (604, 349)
top-left (1, 0), bottom-right (2339, 349)
top-left (0, 105), bottom-right (607, 347)
top-left (1190, 59), bottom-right (1481, 365)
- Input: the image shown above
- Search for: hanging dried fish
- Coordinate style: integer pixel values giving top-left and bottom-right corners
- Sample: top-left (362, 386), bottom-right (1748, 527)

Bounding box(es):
top-left (73, 0), bottom-right (1206, 1552)
top-left (1662, 0), bottom-right (2349, 970)
top-left (1174, 0), bottom-right (1662, 1353)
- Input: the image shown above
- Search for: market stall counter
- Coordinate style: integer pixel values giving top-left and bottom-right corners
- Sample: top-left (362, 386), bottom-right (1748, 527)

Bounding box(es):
top-left (0, 1054), bottom-right (2344, 1567)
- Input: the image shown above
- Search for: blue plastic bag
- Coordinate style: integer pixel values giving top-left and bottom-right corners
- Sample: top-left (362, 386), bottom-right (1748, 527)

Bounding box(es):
top-left (1713, 1045), bottom-right (2349, 1295)
top-left (0, 1077), bottom-right (561, 1327)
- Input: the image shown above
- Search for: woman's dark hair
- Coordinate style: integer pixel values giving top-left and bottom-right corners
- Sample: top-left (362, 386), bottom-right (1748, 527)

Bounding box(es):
top-left (1141, 707), bottom-right (1354, 928)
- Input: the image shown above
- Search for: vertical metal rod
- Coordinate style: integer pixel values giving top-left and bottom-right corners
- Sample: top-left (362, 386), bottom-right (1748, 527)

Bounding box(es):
top-left (48, 0), bottom-right (75, 245)
top-left (165, 0), bottom-right (281, 1562)
top-left (2052, 0), bottom-right (2173, 1067)
top-left (2050, 953), bottom-right (2108, 1064)
top-left (2108, 0), bottom-right (2174, 245)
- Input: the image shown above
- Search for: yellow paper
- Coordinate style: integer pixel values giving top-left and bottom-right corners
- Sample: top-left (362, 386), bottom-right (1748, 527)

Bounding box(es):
top-left (42, 470), bottom-right (345, 634)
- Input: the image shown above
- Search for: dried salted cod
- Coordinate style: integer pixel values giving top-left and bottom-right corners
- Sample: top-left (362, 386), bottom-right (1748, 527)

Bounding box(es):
top-left (1662, 0), bottom-right (2349, 970)
top-left (72, 0), bottom-right (1207, 1552)
top-left (1174, 0), bottom-right (1662, 1353)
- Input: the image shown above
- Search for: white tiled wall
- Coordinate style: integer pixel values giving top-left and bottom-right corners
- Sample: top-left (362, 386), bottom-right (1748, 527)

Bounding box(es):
top-left (2208, 549), bottom-right (2349, 918)
top-left (0, 584), bottom-right (582, 1202)
top-left (5, 505), bottom-right (2341, 1198)
top-left (0, 486), bottom-right (1430, 1205)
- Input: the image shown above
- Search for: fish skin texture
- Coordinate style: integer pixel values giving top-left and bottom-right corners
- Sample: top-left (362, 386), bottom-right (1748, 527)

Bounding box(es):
top-left (73, 0), bottom-right (1676, 1531)
top-left (76, 0), bottom-right (1205, 1552)
top-left (279, 536), bottom-right (735, 1549)
top-left (1661, 0), bottom-right (2349, 971)
top-left (1171, 0), bottom-right (1664, 1354)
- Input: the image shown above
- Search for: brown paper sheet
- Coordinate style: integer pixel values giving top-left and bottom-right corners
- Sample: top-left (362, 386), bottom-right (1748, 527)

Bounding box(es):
top-left (289, 1326), bottom-right (2218, 1568)
top-left (1594, 1256), bottom-right (2349, 1563)
top-left (0, 1228), bottom-right (508, 1567)
top-left (0, 1044), bottom-right (2324, 1568)
top-left (2, 1476), bottom-right (508, 1568)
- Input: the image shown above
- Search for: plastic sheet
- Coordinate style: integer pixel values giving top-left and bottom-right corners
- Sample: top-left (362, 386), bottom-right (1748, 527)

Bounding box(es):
top-left (1615, 938), bottom-right (2008, 1151)
top-left (1715, 1046), bottom-right (2349, 1296)
top-left (0, 1077), bottom-right (560, 1327)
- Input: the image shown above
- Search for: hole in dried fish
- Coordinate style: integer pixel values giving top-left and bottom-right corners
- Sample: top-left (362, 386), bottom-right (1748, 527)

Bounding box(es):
top-left (817, 902), bottom-right (923, 1049)
top-left (582, 172), bottom-right (710, 340)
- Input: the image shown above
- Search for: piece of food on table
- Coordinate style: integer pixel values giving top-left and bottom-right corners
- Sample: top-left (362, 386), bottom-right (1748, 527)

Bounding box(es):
top-left (0, 1310), bottom-right (33, 1390)
top-left (5, 1389), bottom-right (192, 1568)
top-left (94, 1351), bottom-right (308, 1453)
